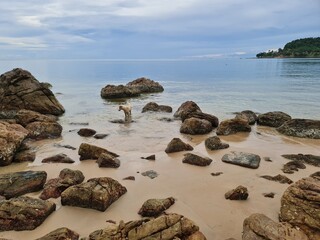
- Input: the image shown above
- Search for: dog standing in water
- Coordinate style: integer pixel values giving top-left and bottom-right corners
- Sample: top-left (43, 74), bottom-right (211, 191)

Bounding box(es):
top-left (118, 103), bottom-right (132, 122)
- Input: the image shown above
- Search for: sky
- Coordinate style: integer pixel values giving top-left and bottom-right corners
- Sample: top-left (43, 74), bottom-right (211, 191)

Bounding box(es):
top-left (0, 0), bottom-right (319, 59)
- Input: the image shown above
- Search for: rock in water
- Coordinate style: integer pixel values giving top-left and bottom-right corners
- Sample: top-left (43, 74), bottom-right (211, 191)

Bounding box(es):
top-left (221, 151), bottom-right (261, 169)
top-left (205, 136), bottom-right (229, 150)
top-left (126, 77), bottom-right (164, 93)
top-left (165, 138), bottom-right (193, 153)
top-left (257, 111), bottom-right (291, 127)
top-left (0, 196), bottom-right (56, 231)
top-left (235, 110), bottom-right (257, 125)
top-left (138, 197), bottom-right (175, 217)
top-left (182, 112), bottom-right (219, 128)
top-left (225, 185), bottom-right (248, 200)
top-left (78, 143), bottom-right (119, 160)
top-left (182, 153), bottom-right (213, 166)
top-left (180, 117), bottom-right (213, 135)
top-left (216, 118), bottom-right (251, 135)
top-left (0, 68), bottom-right (65, 115)
top-left (100, 84), bottom-right (140, 99)
top-left (282, 160), bottom-right (306, 174)
top-left (281, 153), bottom-right (320, 167)
top-left (97, 152), bottom-right (121, 168)
top-left (141, 170), bottom-right (159, 179)
top-left (260, 174), bottom-right (293, 184)
top-left (42, 153), bottom-right (75, 163)
top-left (35, 227), bottom-right (79, 240)
top-left (142, 102), bottom-right (172, 113)
top-left (77, 128), bottom-right (96, 137)
top-left (174, 101), bottom-right (202, 119)
top-left (277, 119), bottom-right (320, 139)
top-left (61, 177), bottom-right (127, 212)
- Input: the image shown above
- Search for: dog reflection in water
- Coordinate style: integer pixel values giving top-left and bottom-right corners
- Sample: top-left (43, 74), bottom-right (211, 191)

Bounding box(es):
top-left (118, 104), bottom-right (132, 122)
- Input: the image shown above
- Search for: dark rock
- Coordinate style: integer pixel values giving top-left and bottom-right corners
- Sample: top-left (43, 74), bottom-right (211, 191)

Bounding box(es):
top-left (100, 84), bottom-right (140, 99)
top-left (78, 143), bottom-right (119, 160)
top-left (77, 128), bottom-right (97, 137)
top-left (173, 101), bottom-right (202, 119)
top-left (310, 171), bottom-right (320, 179)
top-left (182, 112), bottom-right (219, 128)
top-left (180, 117), bottom-right (213, 135)
top-left (211, 172), bottom-right (223, 176)
top-left (0, 171), bottom-right (47, 199)
top-left (36, 227), bottom-right (79, 240)
top-left (260, 174), bottom-right (293, 184)
top-left (61, 177), bottom-right (127, 212)
top-left (0, 68), bottom-right (65, 115)
top-left (123, 176), bottom-right (135, 181)
top-left (141, 154), bottom-right (156, 160)
top-left (0, 196), bottom-right (55, 231)
top-left (222, 151), bottom-right (261, 169)
top-left (282, 153), bottom-right (320, 167)
top-left (138, 197), bottom-right (175, 217)
top-left (42, 153), bottom-right (75, 164)
top-left (15, 109), bottom-right (58, 126)
top-left (69, 122), bottom-right (89, 126)
top-left (263, 192), bottom-right (275, 198)
top-left (225, 185), bottom-right (248, 200)
top-left (53, 143), bottom-right (77, 150)
top-left (282, 160), bottom-right (306, 174)
top-left (165, 138), bottom-right (193, 153)
top-left (126, 77), bottom-right (164, 93)
top-left (141, 170), bottom-right (158, 179)
top-left (97, 153), bottom-right (120, 168)
top-left (277, 119), bottom-right (320, 139)
top-left (158, 117), bottom-right (173, 122)
top-left (94, 133), bottom-right (109, 139)
top-left (280, 174), bottom-right (320, 239)
top-left (243, 213), bottom-right (308, 240)
top-left (13, 150), bottom-right (36, 163)
top-left (216, 118), bottom-right (251, 136)
top-left (257, 111), bottom-right (291, 127)
top-left (26, 121), bottom-right (63, 139)
top-left (205, 136), bottom-right (229, 150)
top-left (235, 110), bottom-right (257, 125)
top-left (142, 102), bottom-right (172, 113)
top-left (182, 153), bottom-right (213, 166)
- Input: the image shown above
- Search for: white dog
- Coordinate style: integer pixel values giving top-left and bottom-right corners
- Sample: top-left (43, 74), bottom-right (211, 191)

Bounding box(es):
top-left (118, 103), bottom-right (132, 122)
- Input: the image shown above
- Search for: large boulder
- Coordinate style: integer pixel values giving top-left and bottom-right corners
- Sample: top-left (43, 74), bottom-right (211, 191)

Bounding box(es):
top-left (0, 196), bottom-right (56, 231)
top-left (216, 118), bottom-right (251, 136)
top-left (174, 101), bottom-right (202, 119)
top-left (235, 110), bottom-right (257, 125)
top-left (138, 197), bottom-right (175, 217)
top-left (78, 143), bottom-right (119, 160)
top-left (221, 151), bottom-right (261, 169)
top-left (0, 121), bottom-right (28, 166)
top-left (15, 109), bottom-right (57, 127)
top-left (165, 138), bottom-right (193, 153)
top-left (126, 77), bottom-right (164, 93)
top-left (280, 174), bottom-right (320, 239)
top-left (142, 102), bottom-right (172, 113)
top-left (277, 119), bottom-right (320, 139)
top-left (61, 177), bottom-right (127, 212)
top-left (0, 171), bottom-right (47, 199)
top-left (182, 112), bottom-right (219, 128)
top-left (257, 111), bottom-right (291, 127)
top-left (100, 84), bottom-right (140, 99)
top-left (36, 227), bottom-right (79, 240)
top-left (180, 117), bottom-right (213, 135)
top-left (0, 68), bottom-right (64, 115)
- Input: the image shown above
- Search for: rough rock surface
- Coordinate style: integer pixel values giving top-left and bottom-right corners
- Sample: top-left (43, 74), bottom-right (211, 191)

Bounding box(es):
top-left (260, 174), bottom-right (293, 184)
top-left (282, 154), bottom-right (320, 167)
top-left (88, 213), bottom-right (205, 240)
top-left (235, 110), bottom-right (258, 125)
top-left (61, 177), bottom-right (127, 211)
top-left (182, 153), bottom-right (213, 166)
top-left (77, 128), bottom-right (97, 137)
top-left (97, 152), bottom-right (121, 168)
top-left (15, 109), bottom-right (57, 126)
top-left (216, 118), bottom-right (251, 136)
top-left (225, 185), bottom-right (248, 200)
top-left (165, 138), bottom-right (193, 153)
top-left (0, 171), bottom-right (47, 199)
top-left (180, 117), bottom-right (213, 135)
top-left (126, 77), bottom-right (164, 93)
top-left (182, 112), bottom-right (219, 128)
top-left (257, 111), bottom-right (291, 127)
top-left (205, 136), bottom-right (229, 150)
top-left (78, 143), bottom-right (119, 160)
top-left (142, 102), bottom-right (172, 113)
top-left (277, 119), bottom-right (320, 139)
top-left (36, 227), bottom-right (79, 240)
top-left (0, 196), bottom-right (56, 231)
top-left (243, 213), bottom-right (308, 240)
top-left (138, 197), bottom-right (175, 217)
top-left (26, 121), bottom-right (63, 139)
top-left (0, 68), bottom-right (65, 115)
top-left (173, 101), bottom-right (202, 119)
top-left (42, 153), bottom-right (75, 163)
top-left (141, 170), bottom-right (159, 179)
top-left (222, 151), bottom-right (261, 169)
top-left (280, 174), bottom-right (320, 240)
top-left (100, 84), bottom-right (140, 99)
top-left (282, 160), bottom-right (306, 174)
top-left (13, 149), bottom-right (36, 163)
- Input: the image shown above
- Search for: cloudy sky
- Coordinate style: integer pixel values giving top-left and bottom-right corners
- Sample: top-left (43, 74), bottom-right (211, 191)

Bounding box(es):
top-left (0, 0), bottom-right (319, 59)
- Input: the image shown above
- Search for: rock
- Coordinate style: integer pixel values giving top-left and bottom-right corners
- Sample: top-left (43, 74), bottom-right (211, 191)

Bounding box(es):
top-left (61, 177), bottom-right (127, 212)
top-left (100, 84), bottom-right (140, 99)
top-left (0, 68), bottom-right (65, 115)
top-left (53, 143), bottom-right (77, 150)
top-left (257, 111), bottom-right (291, 127)
top-left (141, 170), bottom-right (159, 179)
top-left (0, 121), bottom-right (28, 166)
top-left (69, 122), bottom-right (89, 126)
top-left (280, 174), bottom-right (320, 239)
top-left (211, 172), bottom-right (223, 176)
top-left (13, 149), bottom-right (36, 163)
top-left (158, 117), bottom-right (174, 122)
top-left (88, 213), bottom-right (204, 240)
top-left (222, 151), bottom-right (261, 169)
top-left (282, 153), bottom-right (320, 167)
top-left (225, 185), bottom-right (248, 200)
top-left (180, 117), bottom-right (213, 135)
top-left (78, 143), bottom-right (119, 160)
top-left (264, 156), bottom-right (272, 162)
top-left (35, 227), bottom-right (79, 240)
top-left (182, 153), bottom-right (213, 166)
top-left (235, 110), bottom-right (257, 125)
top-left (174, 101), bottom-right (202, 119)
top-left (123, 176), bottom-right (135, 181)
top-left (277, 119), bottom-right (320, 139)
top-left (260, 174), bottom-right (293, 184)
top-left (77, 128), bottom-right (97, 137)
top-left (126, 77), bottom-right (164, 93)
top-left (263, 192), bottom-right (275, 198)
top-left (15, 109), bottom-right (57, 127)
top-left (205, 136), bottom-right (229, 150)
top-left (97, 153), bottom-right (120, 168)
top-left (182, 112), bottom-right (219, 128)
top-left (0, 171), bottom-right (47, 199)
top-left (282, 160), bottom-right (306, 174)
top-left (138, 197), bottom-right (175, 217)
top-left (26, 121), bottom-right (63, 139)
top-left (40, 168), bottom-right (84, 200)
top-left (142, 102), bottom-right (172, 113)
top-left (94, 133), bottom-right (109, 139)
top-left (42, 153), bottom-right (75, 163)
top-left (0, 196), bottom-right (55, 231)
top-left (141, 154), bottom-right (156, 160)
top-left (243, 213), bottom-right (308, 240)
top-left (165, 138), bottom-right (193, 153)
top-left (216, 118), bottom-right (251, 135)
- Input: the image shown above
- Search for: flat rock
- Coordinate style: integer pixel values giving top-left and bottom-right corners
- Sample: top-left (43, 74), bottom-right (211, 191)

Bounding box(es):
top-left (53, 143), bottom-right (77, 150)
top-left (277, 119), bottom-right (320, 139)
top-left (36, 227), bottom-right (79, 240)
top-left (222, 151), bottom-right (261, 169)
top-left (173, 101), bottom-right (202, 119)
top-left (180, 117), bottom-right (213, 135)
top-left (42, 153), bottom-right (75, 163)
top-left (141, 154), bottom-right (156, 160)
top-left (225, 185), bottom-right (248, 200)
top-left (282, 153), bottom-right (320, 167)
top-left (216, 118), bottom-right (251, 135)
top-left (165, 137), bottom-right (193, 153)
top-left (211, 172), bottom-right (223, 176)
top-left (77, 128), bottom-right (97, 137)
top-left (97, 152), bottom-right (120, 168)
top-left (205, 136), bottom-right (229, 150)
top-left (235, 110), bottom-right (257, 125)
top-left (182, 153), bottom-right (213, 166)
top-left (94, 133), bottom-right (109, 139)
top-left (142, 102), bottom-right (172, 113)
top-left (123, 176), bottom-right (135, 181)
top-left (260, 174), bottom-right (293, 184)
top-left (0, 196), bottom-right (56, 231)
top-left (257, 111), bottom-right (291, 127)
top-left (141, 170), bottom-right (158, 179)
top-left (282, 160), bottom-right (306, 174)
top-left (0, 171), bottom-right (47, 199)
top-left (182, 112), bottom-right (219, 128)
top-left (263, 192), bottom-right (275, 198)
top-left (138, 197), bottom-right (175, 217)
top-left (78, 143), bottom-right (119, 160)
top-left (61, 177), bottom-right (127, 212)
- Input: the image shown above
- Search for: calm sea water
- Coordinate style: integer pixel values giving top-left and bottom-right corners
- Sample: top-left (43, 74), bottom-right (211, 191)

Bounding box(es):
top-left (0, 58), bottom-right (319, 121)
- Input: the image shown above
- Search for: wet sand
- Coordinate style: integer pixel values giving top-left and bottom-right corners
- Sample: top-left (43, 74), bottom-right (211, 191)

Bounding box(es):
top-left (0, 113), bottom-right (319, 239)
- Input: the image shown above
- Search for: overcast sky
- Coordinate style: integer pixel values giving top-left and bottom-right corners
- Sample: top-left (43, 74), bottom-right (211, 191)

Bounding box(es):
top-left (0, 0), bottom-right (319, 59)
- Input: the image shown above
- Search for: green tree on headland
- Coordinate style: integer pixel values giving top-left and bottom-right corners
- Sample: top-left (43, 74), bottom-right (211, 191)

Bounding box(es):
top-left (256, 37), bottom-right (320, 58)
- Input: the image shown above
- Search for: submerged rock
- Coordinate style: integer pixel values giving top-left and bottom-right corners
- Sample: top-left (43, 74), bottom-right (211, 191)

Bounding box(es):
top-left (97, 152), bottom-right (120, 168)
top-left (221, 151), bottom-right (261, 169)
top-left (180, 117), bottom-right (213, 135)
top-left (36, 227), bottom-right (79, 240)
top-left (225, 185), bottom-right (248, 200)
top-left (142, 102), bottom-right (172, 113)
top-left (257, 111), bottom-right (291, 127)
top-left (277, 119), bottom-right (320, 139)
top-left (141, 170), bottom-right (159, 179)
top-left (216, 118), bottom-right (251, 136)
top-left (282, 153), bottom-right (320, 167)
top-left (182, 153), bottom-right (213, 166)
top-left (77, 128), bottom-right (97, 137)
top-left (78, 143), bottom-right (119, 160)
top-left (141, 154), bottom-right (156, 160)
top-left (138, 197), bottom-right (175, 217)
top-left (282, 160), bottom-right (306, 174)
top-left (205, 136), bottom-right (229, 150)
top-left (165, 138), bottom-right (193, 153)
top-left (260, 174), bottom-right (293, 184)
top-left (42, 153), bottom-right (75, 164)
top-left (94, 133), bottom-right (109, 139)
top-left (173, 101), bottom-right (202, 119)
